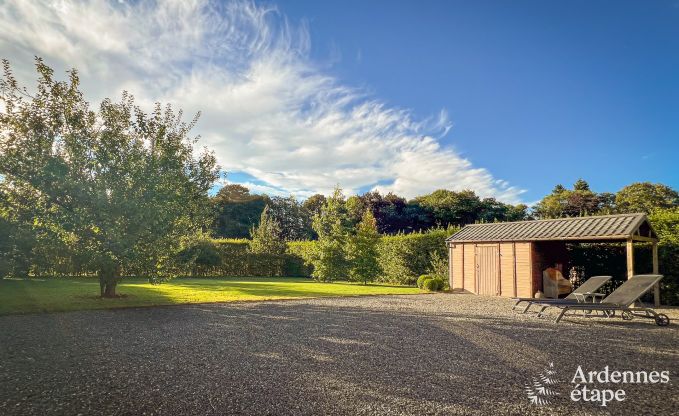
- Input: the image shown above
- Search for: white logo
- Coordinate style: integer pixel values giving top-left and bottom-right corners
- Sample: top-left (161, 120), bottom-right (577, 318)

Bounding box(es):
top-left (526, 363), bottom-right (671, 407)
top-left (525, 362), bottom-right (561, 405)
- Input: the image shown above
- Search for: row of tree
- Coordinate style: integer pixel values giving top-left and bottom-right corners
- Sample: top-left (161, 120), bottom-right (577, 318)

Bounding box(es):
top-left (533, 179), bottom-right (678, 218)
top-left (247, 188), bottom-right (381, 283)
top-left (212, 185), bottom-right (529, 240)
top-left (212, 180), bottom-right (679, 241)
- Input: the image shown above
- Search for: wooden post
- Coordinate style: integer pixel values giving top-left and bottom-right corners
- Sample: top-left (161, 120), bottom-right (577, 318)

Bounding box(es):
top-left (652, 242), bottom-right (660, 307)
top-left (626, 239), bottom-right (634, 280)
top-left (448, 244), bottom-right (454, 291)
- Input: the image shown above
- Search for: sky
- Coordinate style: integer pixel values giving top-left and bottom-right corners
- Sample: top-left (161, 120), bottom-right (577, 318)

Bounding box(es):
top-left (0, 0), bottom-right (677, 203)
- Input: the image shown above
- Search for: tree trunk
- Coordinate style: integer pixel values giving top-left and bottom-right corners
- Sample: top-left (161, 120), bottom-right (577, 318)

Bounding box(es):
top-left (99, 263), bottom-right (121, 298)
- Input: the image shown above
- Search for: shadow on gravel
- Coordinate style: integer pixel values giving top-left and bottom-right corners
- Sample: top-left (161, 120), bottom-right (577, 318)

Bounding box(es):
top-left (0, 298), bottom-right (677, 415)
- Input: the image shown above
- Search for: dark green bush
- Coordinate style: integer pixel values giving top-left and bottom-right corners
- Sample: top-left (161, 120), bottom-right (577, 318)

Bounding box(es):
top-left (431, 277), bottom-right (444, 291)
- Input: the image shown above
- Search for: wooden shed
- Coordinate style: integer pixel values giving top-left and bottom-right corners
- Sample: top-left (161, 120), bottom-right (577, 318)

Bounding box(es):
top-left (446, 213), bottom-right (661, 305)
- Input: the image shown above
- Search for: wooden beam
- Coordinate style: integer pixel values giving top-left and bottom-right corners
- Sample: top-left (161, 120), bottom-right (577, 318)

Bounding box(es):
top-left (652, 243), bottom-right (660, 307)
top-left (626, 239), bottom-right (634, 280)
top-left (631, 235), bottom-right (658, 242)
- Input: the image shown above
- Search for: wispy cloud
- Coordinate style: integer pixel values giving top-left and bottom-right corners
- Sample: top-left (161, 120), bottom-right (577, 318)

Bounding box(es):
top-left (0, 0), bottom-right (525, 202)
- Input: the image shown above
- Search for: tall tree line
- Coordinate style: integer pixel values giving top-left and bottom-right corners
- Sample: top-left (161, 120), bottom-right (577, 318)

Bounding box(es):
top-left (212, 185), bottom-right (530, 240)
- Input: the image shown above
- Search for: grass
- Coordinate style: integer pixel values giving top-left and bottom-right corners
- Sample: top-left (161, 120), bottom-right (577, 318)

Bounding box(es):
top-left (0, 277), bottom-right (422, 315)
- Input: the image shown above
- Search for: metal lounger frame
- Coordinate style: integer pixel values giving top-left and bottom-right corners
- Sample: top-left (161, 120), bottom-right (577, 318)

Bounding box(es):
top-left (511, 275), bottom-right (612, 313)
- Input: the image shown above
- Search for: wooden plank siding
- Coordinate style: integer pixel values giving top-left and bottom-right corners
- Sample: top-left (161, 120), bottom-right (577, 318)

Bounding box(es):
top-left (500, 243), bottom-right (516, 297)
top-left (451, 244), bottom-right (464, 290)
top-left (463, 244), bottom-right (476, 293)
top-left (448, 241), bottom-right (534, 297)
top-left (514, 242), bottom-right (533, 297)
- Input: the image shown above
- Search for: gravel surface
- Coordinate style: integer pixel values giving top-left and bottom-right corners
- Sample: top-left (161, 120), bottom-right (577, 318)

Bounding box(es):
top-left (0, 293), bottom-right (677, 416)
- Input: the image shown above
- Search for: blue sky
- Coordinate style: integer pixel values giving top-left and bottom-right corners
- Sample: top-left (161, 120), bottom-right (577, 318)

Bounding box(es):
top-left (1, 0), bottom-right (677, 203)
top-left (279, 0), bottom-right (679, 201)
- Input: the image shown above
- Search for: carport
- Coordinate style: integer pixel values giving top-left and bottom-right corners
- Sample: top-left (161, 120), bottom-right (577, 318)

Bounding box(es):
top-left (446, 213), bottom-right (661, 306)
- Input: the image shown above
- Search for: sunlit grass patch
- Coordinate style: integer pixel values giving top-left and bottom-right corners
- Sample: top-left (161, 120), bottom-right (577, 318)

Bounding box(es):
top-left (0, 277), bottom-right (421, 315)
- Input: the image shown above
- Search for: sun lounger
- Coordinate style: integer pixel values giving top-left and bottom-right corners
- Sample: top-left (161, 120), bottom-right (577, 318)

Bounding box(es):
top-left (512, 275), bottom-right (612, 313)
top-left (536, 274), bottom-right (669, 326)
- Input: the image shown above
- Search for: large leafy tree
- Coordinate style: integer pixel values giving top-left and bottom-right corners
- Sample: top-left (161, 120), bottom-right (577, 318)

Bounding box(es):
top-left (412, 189), bottom-right (481, 226)
top-left (0, 59), bottom-right (218, 296)
top-left (477, 197), bottom-right (528, 223)
top-left (267, 195), bottom-right (312, 240)
top-left (212, 184), bottom-right (268, 238)
top-left (615, 182), bottom-right (679, 214)
top-left (533, 180), bottom-right (608, 219)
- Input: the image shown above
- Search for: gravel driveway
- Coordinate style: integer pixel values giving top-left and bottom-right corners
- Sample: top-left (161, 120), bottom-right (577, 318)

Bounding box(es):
top-left (0, 293), bottom-right (677, 415)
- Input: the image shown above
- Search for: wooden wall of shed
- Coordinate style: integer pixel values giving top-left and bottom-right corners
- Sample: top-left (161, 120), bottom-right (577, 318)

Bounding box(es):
top-left (451, 244), bottom-right (464, 290)
top-left (500, 243), bottom-right (516, 297)
top-left (515, 242), bottom-right (533, 297)
top-left (463, 244), bottom-right (476, 292)
top-left (448, 241), bottom-right (535, 297)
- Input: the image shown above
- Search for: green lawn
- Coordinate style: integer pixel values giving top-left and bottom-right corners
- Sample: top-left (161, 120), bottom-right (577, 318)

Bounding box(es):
top-left (0, 277), bottom-right (422, 315)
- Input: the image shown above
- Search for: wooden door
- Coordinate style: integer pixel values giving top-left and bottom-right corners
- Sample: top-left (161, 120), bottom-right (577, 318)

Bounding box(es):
top-left (476, 245), bottom-right (500, 296)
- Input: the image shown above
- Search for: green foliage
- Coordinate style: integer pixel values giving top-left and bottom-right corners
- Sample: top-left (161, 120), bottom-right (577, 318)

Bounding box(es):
top-left (431, 277), bottom-right (444, 291)
top-left (174, 239), bottom-right (305, 277)
top-left (427, 250), bottom-right (449, 281)
top-left (212, 184), bottom-right (267, 239)
top-left (268, 195), bottom-right (314, 240)
top-left (417, 274), bottom-right (432, 289)
top-left (573, 178), bottom-right (590, 191)
top-left (376, 227), bottom-right (455, 285)
top-left (176, 237), bottom-right (221, 276)
top-left (616, 183), bottom-right (679, 214)
top-left (413, 189), bottom-right (481, 226)
top-left (649, 208), bottom-right (679, 305)
top-left (308, 187), bottom-right (351, 282)
top-left (418, 275), bottom-right (444, 291)
top-left (346, 210), bottom-right (381, 284)
top-left (533, 179), bottom-right (612, 219)
top-left (0, 58), bottom-right (219, 296)
top-left (249, 206), bottom-right (286, 254)
top-left (422, 278), bottom-right (438, 291)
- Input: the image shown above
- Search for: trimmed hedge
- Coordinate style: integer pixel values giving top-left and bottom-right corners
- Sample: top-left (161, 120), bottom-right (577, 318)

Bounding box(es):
top-left (191, 228), bottom-right (455, 283)
top-left (180, 239), bottom-right (310, 277)
top-left (2, 227), bottom-right (455, 284)
top-left (375, 228), bottom-right (454, 285)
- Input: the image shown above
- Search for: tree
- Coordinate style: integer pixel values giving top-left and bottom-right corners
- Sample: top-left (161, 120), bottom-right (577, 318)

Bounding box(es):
top-left (615, 182), bottom-right (679, 214)
top-left (267, 195), bottom-right (312, 240)
top-left (477, 198), bottom-right (528, 223)
top-left (249, 205), bottom-right (286, 254)
top-left (212, 184), bottom-right (268, 238)
top-left (533, 180), bottom-right (606, 219)
top-left (0, 58), bottom-right (219, 296)
top-left (573, 178), bottom-right (590, 191)
top-left (308, 187), bottom-right (351, 282)
top-left (346, 210), bottom-right (381, 284)
top-left (302, 194), bottom-right (326, 218)
top-left (412, 189), bottom-right (481, 226)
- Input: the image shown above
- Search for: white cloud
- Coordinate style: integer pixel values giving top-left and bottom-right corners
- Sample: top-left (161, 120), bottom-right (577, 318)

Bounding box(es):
top-left (0, 0), bottom-right (525, 202)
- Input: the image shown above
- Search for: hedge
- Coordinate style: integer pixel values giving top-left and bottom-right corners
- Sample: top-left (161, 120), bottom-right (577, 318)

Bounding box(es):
top-left (1, 228), bottom-right (455, 284)
top-left (182, 239), bottom-right (310, 277)
top-left (375, 228), bottom-right (454, 285)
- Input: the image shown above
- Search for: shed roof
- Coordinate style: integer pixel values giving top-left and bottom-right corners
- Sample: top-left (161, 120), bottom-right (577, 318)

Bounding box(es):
top-left (446, 213), bottom-right (657, 243)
